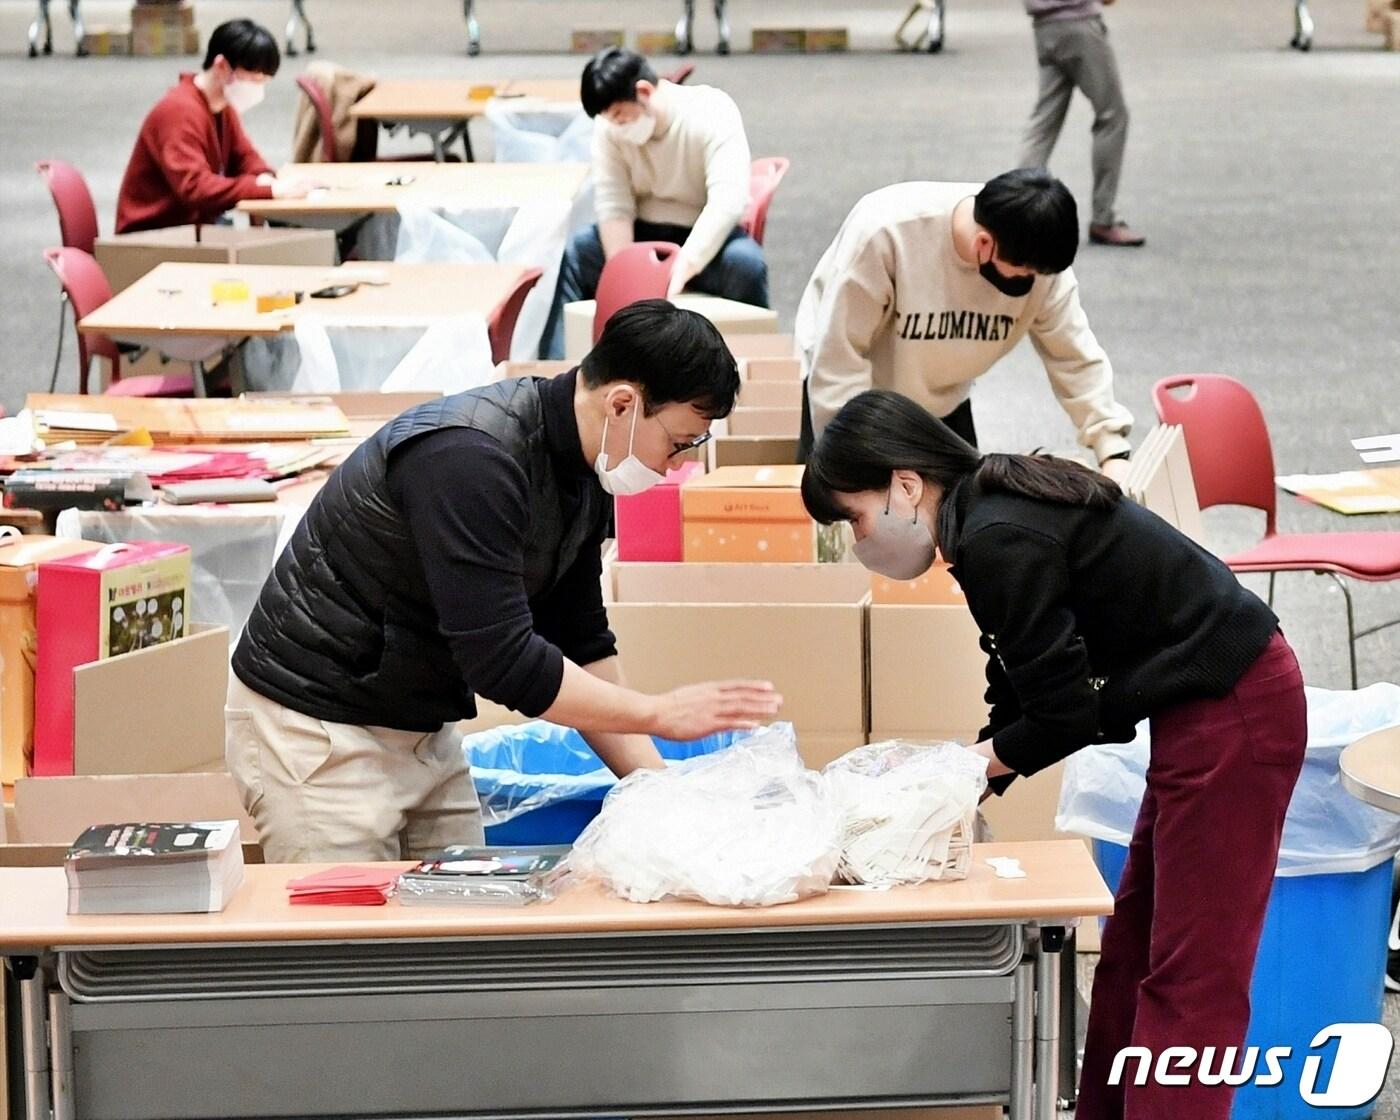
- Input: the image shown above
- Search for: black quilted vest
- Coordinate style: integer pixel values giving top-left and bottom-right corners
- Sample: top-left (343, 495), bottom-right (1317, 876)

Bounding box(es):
top-left (231, 377), bottom-right (603, 731)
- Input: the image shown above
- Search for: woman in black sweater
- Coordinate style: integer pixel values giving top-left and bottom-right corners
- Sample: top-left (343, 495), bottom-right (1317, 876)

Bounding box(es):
top-left (803, 390), bottom-right (1306, 1120)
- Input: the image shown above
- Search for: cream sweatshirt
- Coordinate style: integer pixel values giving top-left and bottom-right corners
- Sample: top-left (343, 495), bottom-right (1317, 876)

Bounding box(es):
top-left (592, 81), bottom-right (752, 276)
top-left (797, 181), bottom-right (1133, 463)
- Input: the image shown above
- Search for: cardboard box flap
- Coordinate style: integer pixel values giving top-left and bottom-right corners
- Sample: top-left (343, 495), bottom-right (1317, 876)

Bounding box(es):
top-left (682, 464), bottom-right (808, 522)
top-left (612, 562), bottom-right (869, 605)
top-left (722, 334), bottom-right (795, 359)
top-left (13, 772), bottom-right (257, 844)
top-left (0, 537), bottom-right (102, 572)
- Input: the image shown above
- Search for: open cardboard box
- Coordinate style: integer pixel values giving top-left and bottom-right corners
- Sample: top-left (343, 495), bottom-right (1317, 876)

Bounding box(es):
top-left (95, 225), bottom-right (336, 295)
top-left (722, 334), bottom-right (795, 360)
top-left (243, 390), bottom-right (440, 421)
top-left (608, 562), bottom-right (870, 767)
top-left (64, 623), bottom-right (229, 777)
top-left (0, 772), bottom-right (262, 866)
top-left (725, 407), bottom-right (801, 438)
top-left (708, 434), bottom-right (800, 470)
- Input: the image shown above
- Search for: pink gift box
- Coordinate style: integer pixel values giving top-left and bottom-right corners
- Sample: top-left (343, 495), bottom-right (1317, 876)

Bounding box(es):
top-left (615, 461), bottom-right (704, 562)
top-left (34, 541), bottom-right (192, 776)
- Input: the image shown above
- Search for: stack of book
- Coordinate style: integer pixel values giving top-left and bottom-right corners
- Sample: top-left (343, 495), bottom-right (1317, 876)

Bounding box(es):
top-left (398, 845), bottom-right (568, 907)
top-left (65, 821), bottom-right (244, 914)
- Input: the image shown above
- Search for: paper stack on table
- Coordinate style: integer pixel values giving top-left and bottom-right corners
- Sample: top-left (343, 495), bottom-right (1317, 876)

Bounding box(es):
top-left (25, 395), bottom-right (352, 444)
top-left (1275, 468), bottom-right (1400, 515)
top-left (286, 866), bottom-right (400, 906)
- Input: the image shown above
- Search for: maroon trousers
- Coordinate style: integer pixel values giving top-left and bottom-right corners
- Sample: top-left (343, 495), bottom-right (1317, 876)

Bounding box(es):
top-left (1076, 631), bottom-right (1308, 1120)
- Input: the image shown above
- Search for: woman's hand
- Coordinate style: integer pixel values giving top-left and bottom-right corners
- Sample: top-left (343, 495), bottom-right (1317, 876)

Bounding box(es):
top-left (969, 738), bottom-right (1015, 778)
top-left (645, 680), bottom-right (783, 741)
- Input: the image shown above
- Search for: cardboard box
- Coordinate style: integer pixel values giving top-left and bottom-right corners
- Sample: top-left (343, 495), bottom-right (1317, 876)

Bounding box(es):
top-left (616, 461), bottom-right (704, 563)
top-left (805, 27), bottom-right (850, 51)
top-left (708, 434), bottom-right (800, 470)
top-left (1366, 0), bottom-right (1397, 33)
top-left (95, 225), bottom-right (337, 296)
top-left (636, 30), bottom-right (678, 53)
top-left (0, 772), bottom-right (262, 867)
top-left (244, 390), bottom-right (439, 421)
top-left (131, 19), bottom-right (199, 56)
top-left (725, 407), bottom-right (801, 438)
top-left (868, 603), bottom-right (988, 742)
top-left (130, 1), bottom-right (194, 27)
top-left (752, 27), bottom-right (807, 52)
top-left (735, 379), bottom-right (802, 409)
top-left (723, 334), bottom-right (795, 360)
top-left (565, 296), bottom-right (778, 361)
top-left (608, 562), bottom-right (869, 763)
top-left (744, 356), bottom-right (802, 381)
top-left (682, 464), bottom-right (814, 563)
top-left (35, 542), bottom-right (193, 776)
top-left (1387, 8), bottom-right (1400, 47)
top-left (32, 623), bottom-right (229, 780)
top-left (80, 25), bottom-right (132, 54)
top-left (572, 29), bottom-right (625, 52)
top-left (870, 562), bottom-right (965, 606)
top-left (0, 536), bottom-right (103, 784)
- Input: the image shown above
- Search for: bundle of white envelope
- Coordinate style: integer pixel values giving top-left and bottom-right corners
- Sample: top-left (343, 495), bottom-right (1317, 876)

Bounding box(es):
top-left (570, 725), bottom-right (987, 907)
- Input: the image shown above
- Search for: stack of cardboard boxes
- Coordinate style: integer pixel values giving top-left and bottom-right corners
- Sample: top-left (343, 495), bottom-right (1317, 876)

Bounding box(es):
top-left (130, 0), bottom-right (199, 57)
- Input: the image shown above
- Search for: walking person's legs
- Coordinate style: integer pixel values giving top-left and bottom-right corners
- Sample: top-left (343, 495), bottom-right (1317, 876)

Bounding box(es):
top-left (1018, 24), bottom-right (1075, 170)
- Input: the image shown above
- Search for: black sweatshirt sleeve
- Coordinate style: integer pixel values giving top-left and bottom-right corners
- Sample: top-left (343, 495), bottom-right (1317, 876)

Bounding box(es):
top-left (530, 515), bottom-right (617, 668)
top-left (976, 630), bottom-right (1022, 796)
top-left (386, 428), bottom-right (564, 718)
top-left (957, 523), bottom-right (1103, 778)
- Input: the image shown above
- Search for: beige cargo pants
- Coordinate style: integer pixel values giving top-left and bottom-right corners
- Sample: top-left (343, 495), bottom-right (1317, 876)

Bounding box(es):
top-left (225, 676), bottom-right (483, 863)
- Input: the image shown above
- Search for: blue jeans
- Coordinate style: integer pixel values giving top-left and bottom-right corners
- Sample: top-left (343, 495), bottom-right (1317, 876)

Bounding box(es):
top-left (540, 220), bottom-right (770, 359)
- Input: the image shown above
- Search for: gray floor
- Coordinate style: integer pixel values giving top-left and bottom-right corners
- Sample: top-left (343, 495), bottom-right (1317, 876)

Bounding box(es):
top-left (3, 0), bottom-right (1400, 1108)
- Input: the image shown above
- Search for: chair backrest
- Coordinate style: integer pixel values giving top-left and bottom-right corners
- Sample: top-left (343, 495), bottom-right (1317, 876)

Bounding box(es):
top-left (296, 74), bottom-right (339, 163)
top-left (487, 267), bottom-right (544, 364)
top-left (741, 156), bottom-right (790, 247)
top-left (43, 247), bottom-right (118, 394)
top-left (36, 160), bottom-right (99, 256)
top-left (665, 63), bottom-right (696, 85)
top-left (593, 242), bottom-right (679, 343)
top-left (1152, 374), bottom-right (1279, 535)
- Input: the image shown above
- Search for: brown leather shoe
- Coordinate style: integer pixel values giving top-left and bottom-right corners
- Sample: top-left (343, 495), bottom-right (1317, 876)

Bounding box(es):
top-left (1089, 222), bottom-right (1146, 247)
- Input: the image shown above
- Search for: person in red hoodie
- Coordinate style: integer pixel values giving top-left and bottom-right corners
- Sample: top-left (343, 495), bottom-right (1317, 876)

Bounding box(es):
top-left (116, 19), bottom-right (310, 234)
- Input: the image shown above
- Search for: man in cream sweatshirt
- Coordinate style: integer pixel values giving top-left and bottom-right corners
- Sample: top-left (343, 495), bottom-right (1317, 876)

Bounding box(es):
top-left (797, 169), bottom-right (1133, 478)
top-left (541, 48), bottom-right (767, 359)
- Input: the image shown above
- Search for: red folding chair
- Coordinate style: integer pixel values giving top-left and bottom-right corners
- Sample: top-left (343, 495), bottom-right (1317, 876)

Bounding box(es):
top-left (43, 248), bottom-right (194, 398)
top-left (664, 63), bottom-right (696, 84)
top-left (1154, 373), bottom-right (1400, 688)
top-left (36, 159), bottom-right (100, 391)
top-left (487, 268), bottom-right (544, 364)
top-left (592, 242), bottom-right (679, 343)
top-left (741, 157), bottom-right (790, 247)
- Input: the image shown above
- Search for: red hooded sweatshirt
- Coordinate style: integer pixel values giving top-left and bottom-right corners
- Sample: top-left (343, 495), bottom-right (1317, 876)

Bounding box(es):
top-left (115, 73), bottom-right (275, 234)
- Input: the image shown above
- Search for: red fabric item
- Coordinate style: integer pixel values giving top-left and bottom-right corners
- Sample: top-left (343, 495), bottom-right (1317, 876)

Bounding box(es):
top-left (1076, 631), bottom-right (1307, 1120)
top-left (115, 73), bottom-right (275, 234)
top-left (1227, 531), bottom-right (1400, 580)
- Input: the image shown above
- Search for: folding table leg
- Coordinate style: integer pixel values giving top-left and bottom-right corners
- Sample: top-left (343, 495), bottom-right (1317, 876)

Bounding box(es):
top-left (47, 991), bottom-right (73, 1120)
top-left (1291, 0), bottom-right (1314, 49)
top-left (1010, 959), bottom-right (1035, 1120)
top-left (714, 0), bottom-right (731, 54)
top-left (28, 0), bottom-right (52, 56)
top-left (1034, 927), bottom-right (1064, 1120)
top-left (675, 0), bottom-right (696, 55)
top-left (16, 961), bottom-right (50, 1120)
top-left (924, 0), bottom-right (946, 53)
top-left (68, 0), bottom-right (84, 55)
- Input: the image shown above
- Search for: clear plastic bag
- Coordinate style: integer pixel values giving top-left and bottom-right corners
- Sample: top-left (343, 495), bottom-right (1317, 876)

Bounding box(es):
top-left (823, 740), bottom-right (988, 885)
top-left (1056, 684), bottom-right (1400, 877)
top-left (568, 723), bottom-right (842, 907)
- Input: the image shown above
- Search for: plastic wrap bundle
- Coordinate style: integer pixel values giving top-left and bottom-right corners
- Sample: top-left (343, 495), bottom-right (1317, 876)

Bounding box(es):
top-left (823, 740), bottom-right (989, 886)
top-left (568, 724), bottom-right (842, 907)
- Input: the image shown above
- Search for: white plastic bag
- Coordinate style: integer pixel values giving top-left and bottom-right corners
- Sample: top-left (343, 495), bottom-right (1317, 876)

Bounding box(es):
top-left (1056, 685), bottom-right (1400, 877)
top-left (568, 723), bottom-right (842, 907)
top-left (824, 740), bottom-right (988, 885)
top-left (285, 313), bottom-right (495, 394)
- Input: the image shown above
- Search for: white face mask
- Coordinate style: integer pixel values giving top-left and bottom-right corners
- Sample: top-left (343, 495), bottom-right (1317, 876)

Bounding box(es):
top-left (224, 78), bottom-right (266, 115)
top-left (610, 110), bottom-right (656, 145)
top-left (851, 487), bottom-right (937, 580)
top-left (594, 402), bottom-right (666, 497)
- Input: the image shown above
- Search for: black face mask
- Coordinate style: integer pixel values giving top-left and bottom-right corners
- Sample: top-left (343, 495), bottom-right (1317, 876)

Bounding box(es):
top-left (979, 258), bottom-right (1036, 298)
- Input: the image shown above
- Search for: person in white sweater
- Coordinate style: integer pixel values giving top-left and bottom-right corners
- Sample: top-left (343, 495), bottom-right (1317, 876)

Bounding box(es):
top-left (541, 49), bottom-right (767, 359)
top-left (797, 170), bottom-right (1133, 479)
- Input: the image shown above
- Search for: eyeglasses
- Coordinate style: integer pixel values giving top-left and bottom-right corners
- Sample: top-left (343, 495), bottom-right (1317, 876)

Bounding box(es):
top-left (656, 415), bottom-right (712, 457)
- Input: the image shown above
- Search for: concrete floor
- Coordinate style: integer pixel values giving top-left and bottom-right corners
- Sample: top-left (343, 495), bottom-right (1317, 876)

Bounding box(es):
top-left (2, 0), bottom-right (1400, 1110)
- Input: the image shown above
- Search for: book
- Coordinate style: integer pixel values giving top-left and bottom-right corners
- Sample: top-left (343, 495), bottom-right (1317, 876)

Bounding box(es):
top-left (3, 468), bottom-right (154, 512)
top-left (286, 865), bottom-right (400, 906)
top-left (65, 820), bottom-right (244, 914)
top-left (398, 845), bottom-right (569, 906)
top-left (1275, 468), bottom-right (1400, 515)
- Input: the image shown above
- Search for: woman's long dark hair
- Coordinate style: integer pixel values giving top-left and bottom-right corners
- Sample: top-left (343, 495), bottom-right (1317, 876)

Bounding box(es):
top-left (801, 390), bottom-right (1122, 554)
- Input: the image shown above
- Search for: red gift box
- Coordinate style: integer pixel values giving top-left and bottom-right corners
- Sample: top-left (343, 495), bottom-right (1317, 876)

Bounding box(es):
top-left (615, 461), bottom-right (704, 563)
top-left (34, 541), bottom-right (192, 776)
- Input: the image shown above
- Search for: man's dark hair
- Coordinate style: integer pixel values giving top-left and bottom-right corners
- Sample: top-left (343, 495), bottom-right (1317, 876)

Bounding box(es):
top-left (203, 19), bottom-right (280, 77)
top-left (580, 47), bottom-right (657, 118)
top-left (973, 168), bottom-right (1079, 274)
top-left (581, 300), bottom-right (739, 419)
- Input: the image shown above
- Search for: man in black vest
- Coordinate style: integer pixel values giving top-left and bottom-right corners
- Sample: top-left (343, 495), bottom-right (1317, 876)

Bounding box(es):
top-left (227, 301), bottom-right (781, 862)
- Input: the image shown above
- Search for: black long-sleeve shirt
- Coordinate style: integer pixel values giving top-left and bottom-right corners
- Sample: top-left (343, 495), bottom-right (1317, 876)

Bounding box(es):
top-left (947, 486), bottom-right (1278, 784)
top-left (384, 384), bottom-right (615, 718)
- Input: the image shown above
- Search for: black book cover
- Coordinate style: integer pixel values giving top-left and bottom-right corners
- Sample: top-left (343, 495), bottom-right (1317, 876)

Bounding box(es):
top-left (67, 822), bottom-right (231, 866)
top-left (405, 845), bottom-right (569, 881)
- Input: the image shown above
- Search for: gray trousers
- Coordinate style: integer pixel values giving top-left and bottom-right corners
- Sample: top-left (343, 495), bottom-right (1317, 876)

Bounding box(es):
top-left (1018, 15), bottom-right (1129, 228)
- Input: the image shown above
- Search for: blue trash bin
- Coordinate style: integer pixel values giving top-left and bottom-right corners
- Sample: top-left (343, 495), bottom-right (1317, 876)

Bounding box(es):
top-left (466, 723), bottom-right (741, 846)
top-left (1094, 840), bottom-right (1391, 1119)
